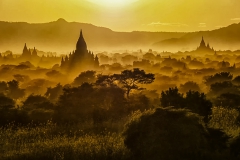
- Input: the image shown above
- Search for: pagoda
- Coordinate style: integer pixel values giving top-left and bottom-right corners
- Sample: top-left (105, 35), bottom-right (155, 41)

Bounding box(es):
top-left (60, 30), bottom-right (99, 72)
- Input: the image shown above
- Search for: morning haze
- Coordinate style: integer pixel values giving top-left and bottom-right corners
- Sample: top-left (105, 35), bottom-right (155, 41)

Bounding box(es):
top-left (1, 0), bottom-right (240, 32)
top-left (1, 0), bottom-right (240, 160)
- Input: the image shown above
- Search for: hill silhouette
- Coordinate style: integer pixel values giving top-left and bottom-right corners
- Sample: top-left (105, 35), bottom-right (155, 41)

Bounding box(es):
top-left (0, 19), bottom-right (240, 53)
top-left (152, 23), bottom-right (240, 52)
top-left (0, 19), bottom-right (184, 53)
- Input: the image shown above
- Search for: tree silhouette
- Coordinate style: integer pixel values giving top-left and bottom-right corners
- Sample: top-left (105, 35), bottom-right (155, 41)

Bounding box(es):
top-left (0, 93), bottom-right (15, 108)
top-left (232, 75), bottom-right (240, 86)
top-left (23, 94), bottom-right (54, 110)
top-left (72, 70), bottom-right (97, 87)
top-left (95, 75), bottom-right (117, 87)
top-left (179, 81), bottom-right (201, 93)
top-left (204, 72), bottom-right (233, 86)
top-left (185, 90), bottom-right (212, 122)
top-left (230, 134), bottom-right (240, 158)
top-left (0, 81), bottom-right (8, 94)
top-left (13, 74), bottom-right (30, 83)
top-left (214, 93), bottom-right (240, 109)
top-left (209, 81), bottom-right (239, 97)
top-left (160, 87), bottom-right (184, 108)
top-left (7, 80), bottom-right (25, 100)
top-left (57, 83), bottom-right (96, 122)
top-left (45, 83), bottom-right (63, 102)
top-left (114, 68), bottom-right (155, 98)
top-left (46, 70), bottom-right (63, 79)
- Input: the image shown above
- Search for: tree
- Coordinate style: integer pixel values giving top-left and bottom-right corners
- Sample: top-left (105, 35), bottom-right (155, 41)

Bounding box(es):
top-left (45, 83), bottom-right (63, 102)
top-left (0, 94), bottom-right (29, 125)
top-left (160, 87), bottom-right (184, 108)
top-left (72, 70), bottom-right (97, 87)
top-left (209, 81), bottom-right (239, 97)
top-left (204, 72), bottom-right (233, 86)
top-left (230, 134), bottom-right (240, 158)
top-left (13, 74), bottom-right (30, 83)
top-left (232, 76), bottom-right (240, 85)
top-left (7, 80), bottom-right (25, 100)
top-left (56, 83), bottom-right (96, 122)
top-left (214, 93), bottom-right (240, 109)
top-left (46, 70), bottom-right (63, 79)
top-left (185, 90), bottom-right (212, 122)
top-left (179, 81), bottom-right (201, 93)
top-left (114, 68), bottom-right (155, 98)
top-left (0, 81), bottom-right (8, 94)
top-left (23, 94), bottom-right (54, 110)
top-left (95, 75), bottom-right (117, 87)
top-left (24, 79), bottom-right (51, 95)
top-left (127, 94), bottom-right (151, 112)
top-left (0, 93), bottom-right (15, 108)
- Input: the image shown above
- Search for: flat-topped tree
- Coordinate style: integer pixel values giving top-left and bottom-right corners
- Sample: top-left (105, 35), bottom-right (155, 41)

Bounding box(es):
top-left (114, 68), bottom-right (155, 98)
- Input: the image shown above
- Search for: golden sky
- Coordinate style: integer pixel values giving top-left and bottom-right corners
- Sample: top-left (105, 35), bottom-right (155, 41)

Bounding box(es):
top-left (0, 0), bottom-right (240, 32)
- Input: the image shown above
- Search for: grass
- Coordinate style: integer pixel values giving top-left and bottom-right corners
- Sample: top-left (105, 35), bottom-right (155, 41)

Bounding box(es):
top-left (1, 107), bottom-right (240, 160)
top-left (0, 121), bottom-right (131, 160)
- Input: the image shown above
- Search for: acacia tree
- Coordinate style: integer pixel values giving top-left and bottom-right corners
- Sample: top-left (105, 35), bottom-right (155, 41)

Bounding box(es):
top-left (114, 68), bottom-right (155, 98)
top-left (95, 74), bottom-right (117, 87)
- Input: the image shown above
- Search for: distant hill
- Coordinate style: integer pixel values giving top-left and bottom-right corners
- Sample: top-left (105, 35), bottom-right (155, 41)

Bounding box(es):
top-left (152, 23), bottom-right (240, 52)
top-left (1, 19), bottom-right (240, 54)
top-left (0, 19), bottom-right (185, 54)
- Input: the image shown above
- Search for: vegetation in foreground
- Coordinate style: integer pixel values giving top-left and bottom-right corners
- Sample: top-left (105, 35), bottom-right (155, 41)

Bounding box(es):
top-left (2, 69), bottom-right (240, 159)
top-left (1, 106), bottom-right (240, 160)
top-left (0, 121), bottom-right (130, 160)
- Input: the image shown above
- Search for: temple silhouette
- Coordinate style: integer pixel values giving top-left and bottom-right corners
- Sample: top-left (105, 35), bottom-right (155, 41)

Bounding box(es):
top-left (21, 43), bottom-right (39, 61)
top-left (196, 37), bottom-right (214, 53)
top-left (60, 30), bottom-right (99, 72)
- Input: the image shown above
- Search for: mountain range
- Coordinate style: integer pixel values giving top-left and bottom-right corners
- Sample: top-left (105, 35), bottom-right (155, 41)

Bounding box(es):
top-left (0, 19), bottom-right (240, 53)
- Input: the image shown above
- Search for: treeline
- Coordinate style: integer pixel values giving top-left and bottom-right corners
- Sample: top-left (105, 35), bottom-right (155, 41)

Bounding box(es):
top-left (1, 69), bottom-right (240, 159)
top-left (1, 70), bottom-right (240, 126)
top-left (0, 68), bottom-right (155, 125)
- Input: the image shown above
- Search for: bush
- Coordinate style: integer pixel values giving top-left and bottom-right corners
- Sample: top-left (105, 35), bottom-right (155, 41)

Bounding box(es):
top-left (23, 94), bottom-right (54, 110)
top-left (179, 81), bottom-right (201, 93)
top-left (123, 108), bottom-right (230, 160)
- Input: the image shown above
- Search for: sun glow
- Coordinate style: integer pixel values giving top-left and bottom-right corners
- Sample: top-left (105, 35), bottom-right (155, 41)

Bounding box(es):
top-left (87, 0), bottom-right (138, 7)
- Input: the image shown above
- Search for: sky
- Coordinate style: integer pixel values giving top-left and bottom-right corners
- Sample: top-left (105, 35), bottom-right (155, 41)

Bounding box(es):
top-left (0, 0), bottom-right (240, 32)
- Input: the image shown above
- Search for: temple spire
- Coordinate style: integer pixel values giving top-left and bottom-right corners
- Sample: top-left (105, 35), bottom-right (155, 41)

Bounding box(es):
top-left (23, 43), bottom-right (28, 52)
top-left (80, 29), bottom-right (83, 38)
top-left (200, 36), bottom-right (206, 48)
top-left (76, 29), bottom-right (87, 52)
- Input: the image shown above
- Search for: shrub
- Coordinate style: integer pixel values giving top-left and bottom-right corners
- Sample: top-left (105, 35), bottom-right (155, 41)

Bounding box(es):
top-left (123, 108), bottom-right (230, 160)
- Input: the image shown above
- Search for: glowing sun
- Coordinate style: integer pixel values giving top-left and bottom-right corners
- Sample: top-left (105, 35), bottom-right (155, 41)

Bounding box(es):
top-left (87, 0), bottom-right (138, 7)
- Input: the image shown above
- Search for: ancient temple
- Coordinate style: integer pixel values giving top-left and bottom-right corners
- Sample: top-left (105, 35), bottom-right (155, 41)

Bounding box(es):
top-left (32, 47), bottom-right (38, 58)
top-left (21, 43), bottom-right (39, 60)
top-left (60, 30), bottom-right (99, 72)
top-left (196, 37), bottom-right (214, 53)
top-left (21, 43), bottom-right (32, 60)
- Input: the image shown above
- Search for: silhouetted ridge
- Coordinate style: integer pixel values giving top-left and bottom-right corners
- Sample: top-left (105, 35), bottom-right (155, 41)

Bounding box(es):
top-left (56, 18), bottom-right (67, 23)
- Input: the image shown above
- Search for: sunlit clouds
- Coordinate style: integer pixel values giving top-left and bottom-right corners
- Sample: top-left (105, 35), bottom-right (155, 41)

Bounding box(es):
top-left (146, 22), bottom-right (189, 27)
